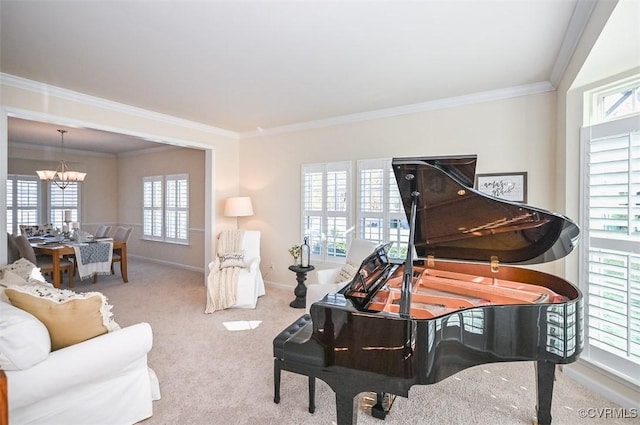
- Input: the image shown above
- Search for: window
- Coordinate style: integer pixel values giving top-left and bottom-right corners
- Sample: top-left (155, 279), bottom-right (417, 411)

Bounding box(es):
top-left (301, 159), bottom-right (413, 264)
top-left (6, 176), bottom-right (81, 235)
top-left (165, 174), bottom-right (189, 242)
top-left (49, 182), bottom-right (80, 229)
top-left (357, 159), bottom-right (409, 259)
top-left (302, 162), bottom-right (351, 263)
top-left (591, 78), bottom-right (640, 124)
top-left (581, 113), bottom-right (640, 386)
top-left (6, 175), bottom-right (40, 235)
top-left (143, 176), bottom-right (163, 240)
top-left (143, 174), bottom-right (189, 243)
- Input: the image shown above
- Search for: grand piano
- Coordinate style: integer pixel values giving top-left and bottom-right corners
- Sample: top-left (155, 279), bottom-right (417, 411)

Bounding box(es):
top-left (274, 155), bottom-right (582, 425)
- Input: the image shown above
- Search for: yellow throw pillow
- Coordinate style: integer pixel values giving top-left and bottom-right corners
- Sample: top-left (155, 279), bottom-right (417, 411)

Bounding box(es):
top-left (5, 286), bottom-right (119, 351)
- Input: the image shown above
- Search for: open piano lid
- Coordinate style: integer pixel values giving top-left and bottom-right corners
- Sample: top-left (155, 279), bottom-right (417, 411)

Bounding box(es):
top-left (392, 155), bottom-right (580, 265)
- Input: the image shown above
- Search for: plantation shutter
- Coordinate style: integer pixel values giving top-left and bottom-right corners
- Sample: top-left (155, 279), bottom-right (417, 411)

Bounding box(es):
top-left (357, 159), bottom-right (408, 259)
top-left (49, 181), bottom-right (79, 229)
top-left (143, 176), bottom-right (163, 240)
top-left (165, 174), bottom-right (189, 243)
top-left (6, 175), bottom-right (40, 234)
top-left (302, 162), bottom-right (351, 263)
top-left (581, 114), bottom-right (640, 385)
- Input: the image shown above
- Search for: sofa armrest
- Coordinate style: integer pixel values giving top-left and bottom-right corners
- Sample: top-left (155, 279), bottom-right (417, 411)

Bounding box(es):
top-left (305, 282), bottom-right (345, 313)
top-left (313, 268), bottom-right (339, 285)
top-left (6, 322), bottom-right (153, 410)
top-left (208, 259), bottom-right (220, 272)
top-left (245, 256), bottom-right (260, 272)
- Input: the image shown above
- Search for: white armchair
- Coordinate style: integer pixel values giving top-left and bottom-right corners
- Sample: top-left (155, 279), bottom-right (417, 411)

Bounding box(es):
top-left (305, 239), bottom-right (378, 312)
top-left (207, 230), bottom-right (265, 310)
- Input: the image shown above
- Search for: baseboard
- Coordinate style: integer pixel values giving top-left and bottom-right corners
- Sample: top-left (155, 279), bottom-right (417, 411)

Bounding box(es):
top-left (564, 360), bottom-right (640, 410)
top-left (128, 254), bottom-right (205, 273)
top-left (265, 280), bottom-right (294, 291)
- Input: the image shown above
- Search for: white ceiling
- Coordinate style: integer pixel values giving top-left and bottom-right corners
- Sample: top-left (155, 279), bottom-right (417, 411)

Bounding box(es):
top-left (7, 117), bottom-right (162, 156)
top-left (1, 1), bottom-right (636, 153)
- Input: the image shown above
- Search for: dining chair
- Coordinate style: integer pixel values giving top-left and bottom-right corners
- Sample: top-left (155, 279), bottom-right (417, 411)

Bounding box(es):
top-left (111, 226), bottom-right (132, 274)
top-left (12, 235), bottom-right (75, 288)
top-left (93, 226), bottom-right (132, 283)
top-left (94, 224), bottom-right (112, 238)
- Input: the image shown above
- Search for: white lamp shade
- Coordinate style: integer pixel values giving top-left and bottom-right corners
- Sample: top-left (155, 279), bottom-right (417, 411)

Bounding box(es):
top-left (59, 171), bottom-right (87, 182)
top-left (36, 170), bottom-right (57, 180)
top-left (224, 196), bottom-right (254, 217)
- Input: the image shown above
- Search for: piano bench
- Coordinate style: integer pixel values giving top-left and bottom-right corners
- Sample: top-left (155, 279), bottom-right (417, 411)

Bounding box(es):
top-left (273, 314), bottom-right (316, 414)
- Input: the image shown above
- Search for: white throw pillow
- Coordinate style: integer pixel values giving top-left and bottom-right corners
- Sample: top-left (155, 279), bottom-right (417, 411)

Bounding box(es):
top-left (1, 269), bottom-right (28, 286)
top-left (0, 257), bottom-right (48, 285)
top-left (0, 269), bottom-right (28, 302)
top-left (335, 262), bottom-right (358, 283)
top-left (0, 301), bottom-right (51, 370)
top-left (218, 251), bottom-right (245, 269)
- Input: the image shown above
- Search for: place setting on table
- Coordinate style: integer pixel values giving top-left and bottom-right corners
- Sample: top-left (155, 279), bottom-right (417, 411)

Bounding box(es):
top-left (28, 223), bottom-right (121, 287)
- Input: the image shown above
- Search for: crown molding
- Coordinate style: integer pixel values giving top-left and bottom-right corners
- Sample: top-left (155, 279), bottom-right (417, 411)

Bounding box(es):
top-left (8, 140), bottom-right (180, 159)
top-left (239, 81), bottom-right (556, 139)
top-left (8, 141), bottom-right (116, 158)
top-left (0, 73), bottom-right (239, 140)
top-left (116, 144), bottom-right (181, 158)
top-left (2, 73), bottom-right (557, 142)
top-left (549, 0), bottom-right (598, 87)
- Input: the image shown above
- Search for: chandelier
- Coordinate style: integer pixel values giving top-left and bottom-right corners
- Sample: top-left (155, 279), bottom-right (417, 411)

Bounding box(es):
top-left (36, 129), bottom-right (86, 190)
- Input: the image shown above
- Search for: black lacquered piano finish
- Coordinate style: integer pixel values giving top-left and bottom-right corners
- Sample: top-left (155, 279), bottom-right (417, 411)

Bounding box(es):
top-left (277, 155), bottom-right (583, 425)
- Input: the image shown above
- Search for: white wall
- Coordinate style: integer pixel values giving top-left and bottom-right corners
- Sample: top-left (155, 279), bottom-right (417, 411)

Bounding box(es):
top-left (240, 91), bottom-right (562, 286)
top-left (554, 0), bottom-right (640, 408)
top-left (118, 147), bottom-right (206, 270)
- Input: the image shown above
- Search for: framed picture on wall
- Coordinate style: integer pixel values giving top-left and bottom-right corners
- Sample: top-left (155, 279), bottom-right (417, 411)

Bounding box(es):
top-left (475, 172), bottom-right (528, 203)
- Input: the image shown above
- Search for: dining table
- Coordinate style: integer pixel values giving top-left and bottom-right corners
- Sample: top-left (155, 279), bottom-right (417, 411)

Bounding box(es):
top-left (31, 239), bottom-right (128, 289)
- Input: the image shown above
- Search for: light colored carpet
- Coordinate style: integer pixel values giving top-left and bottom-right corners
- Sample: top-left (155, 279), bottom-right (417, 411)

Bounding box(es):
top-left (70, 259), bottom-right (632, 425)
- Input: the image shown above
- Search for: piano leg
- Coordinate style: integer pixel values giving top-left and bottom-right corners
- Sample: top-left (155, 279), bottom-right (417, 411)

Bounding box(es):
top-left (309, 376), bottom-right (316, 413)
top-left (274, 359), bottom-right (281, 404)
top-left (335, 392), bottom-right (358, 425)
top-left (535, 360), bottom-right (555, 425)
top-left (371, 392), bottom-right (396, 420)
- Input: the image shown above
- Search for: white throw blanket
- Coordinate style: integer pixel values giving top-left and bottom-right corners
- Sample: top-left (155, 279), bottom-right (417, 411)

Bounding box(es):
top-left (72, 240), bottom-right (114, 280)
top-left (205, 230), bottom-right (244, 313)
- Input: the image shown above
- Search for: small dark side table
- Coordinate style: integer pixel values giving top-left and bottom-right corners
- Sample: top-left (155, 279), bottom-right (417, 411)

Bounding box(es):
top-left (288, 264), bottom-right (315, 308)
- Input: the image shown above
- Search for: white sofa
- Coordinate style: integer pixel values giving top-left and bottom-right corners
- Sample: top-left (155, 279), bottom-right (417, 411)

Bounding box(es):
top-left (305, 239), bottom-right (379, 312)
top-left (0, 260), bottom-right (160, 425)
